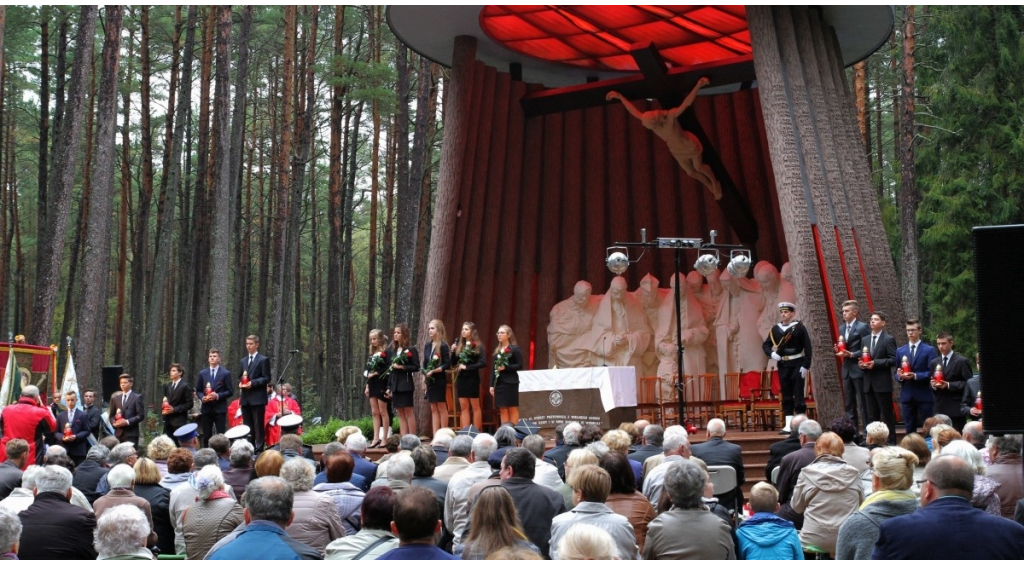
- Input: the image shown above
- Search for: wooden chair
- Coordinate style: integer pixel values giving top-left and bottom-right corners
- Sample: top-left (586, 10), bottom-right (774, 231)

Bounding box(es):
top-left (637, 375), bottom-right (665, 426)
top-left (803, 371), bottom-right (817, 421)
top-left (685, 373), bottom-right (718, 429)
top-left (719, 372), bottom-right (748, 431)
top-left (445, 369), bottom-right (460, 428)
top-left (751, 369), bottom-right (782, 431)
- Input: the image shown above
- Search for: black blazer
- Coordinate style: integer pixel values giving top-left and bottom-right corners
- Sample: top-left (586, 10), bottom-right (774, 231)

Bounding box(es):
top-left (17, 491), bottom-right (98, 560)
top-left (83, 404), bottom-right (102, 438)
top-left (196, 366), bottom-right (233, 414)
top-left (239, 352), bottom-right (271, 406)
top-left (859, 331), bottom-right (897, 393)
top-left (422, 341), bottom-right (451, 375)
top-left (162, 379), bottom-right (195, 427)
top-left (838, 318), bottom-right (870, 380)
top-left (491, 344), bottom-right (523, 387)
top-left (387, 345), bottom-right (420, 393)
top-left (108, 390), bottom-right (146, 441)
top-left (690, 436), bottom-right (745, 510)
top-left (930, 351), bottom-right (973, 418)
top-left (54, 409), bottom-right (92, 458)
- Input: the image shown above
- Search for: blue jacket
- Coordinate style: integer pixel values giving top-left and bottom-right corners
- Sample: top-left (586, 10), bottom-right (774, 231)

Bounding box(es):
top-left (736, 512), bottom-right (804, 560)
top-left (873, 496), bottom-right (1024, 559)
top-left (206, 521), bottom-right (321, 560)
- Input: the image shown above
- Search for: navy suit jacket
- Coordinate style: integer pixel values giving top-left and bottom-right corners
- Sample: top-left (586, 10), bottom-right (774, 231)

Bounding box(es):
top-left (874, 496), bottom-right (1024, 559)
top-left (838, 318), bottom-right (870, 380)
top-left (54, 408), bottom-right (91, 458)
top-left (197, 366), bottom-right (234, 414)
top-left (239, 352), bottom-right (271, 406)
top-left (859, 331), bottom-right (897, 393)
top-left (895, 341), bottom-right (939, 402)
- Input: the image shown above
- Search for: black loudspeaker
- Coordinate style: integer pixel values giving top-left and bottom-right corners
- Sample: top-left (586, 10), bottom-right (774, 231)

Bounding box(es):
top-left (101, 365), bottom-right (125, 405)
top-left (973, 224), bottom-right (1024, 434)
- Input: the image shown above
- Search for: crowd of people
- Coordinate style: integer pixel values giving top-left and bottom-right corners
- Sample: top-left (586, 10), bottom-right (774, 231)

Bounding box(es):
top-left (0, 400), bottom-right (1021, 559)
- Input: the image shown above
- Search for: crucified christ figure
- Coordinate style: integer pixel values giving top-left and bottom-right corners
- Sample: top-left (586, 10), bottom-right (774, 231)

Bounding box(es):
top-left (606, 77), bottom-right (722, 200)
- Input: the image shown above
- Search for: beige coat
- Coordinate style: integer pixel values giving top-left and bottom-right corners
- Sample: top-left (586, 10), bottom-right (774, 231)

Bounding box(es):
top-left (286, 490), bottom-right (346, 555)
top-left (791, 454), bottom-right (864, 555)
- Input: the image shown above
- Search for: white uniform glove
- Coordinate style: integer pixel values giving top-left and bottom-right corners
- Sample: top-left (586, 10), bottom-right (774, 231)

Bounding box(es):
top-left (799, 366), bottom-right (808, 379)
top-left (771, 352), bottom-right (782, 361)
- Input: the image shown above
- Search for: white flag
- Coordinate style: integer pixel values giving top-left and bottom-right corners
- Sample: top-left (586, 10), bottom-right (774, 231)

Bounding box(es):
top-left (60, 350), bottom-right (81, 413)
top-left (0, 345), bottom-right (21, 409)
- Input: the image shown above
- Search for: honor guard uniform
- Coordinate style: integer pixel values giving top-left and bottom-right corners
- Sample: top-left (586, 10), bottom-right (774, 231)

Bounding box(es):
top-left (763, 302), bottom-right (813, 433)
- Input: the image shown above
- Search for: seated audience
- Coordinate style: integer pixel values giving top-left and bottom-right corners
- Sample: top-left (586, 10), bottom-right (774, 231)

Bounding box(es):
top-left (556, 523), bottom-right (618, 560)
top-left (255, 448), bottom-right (285, 477)
top-left (602, 429), bottom-right (643, 485)
top-left (280, 458), bottom-right (345, 555)
top-left (832, 417), bottom-right (870, 472)
top-left (985, 434), bottom-right (1023, 518)
top-left (92, 463), bottom-right (159, 547)
top-left (182, 465), bottom-right (244, 560)
top-left (209, 434), bottom-right (232, 471)
top-left (0, 439), bottom-right (27, 500)
top-left (410, 445), bottom-right (447, 506)
top-left (874, 455), bottom-right (1024, 558)
top-left (835, 446), bottom-right (919, 559)
top-left (73, 444), bottom-right (110, 503)
top-left (223, 438), bottom-right (256, 499)
top-left (736, 482), bottom-right (802, 560)
top-left (643, 459), bottom-right (735, 559)
top-left (94, 504), bottom-right (154, 560)
top-left (774, 418), bottom-right (821, 528)
top-left (0, 465), bottom-right (41, 513)
top-left (376, 487), bottom-right (458, 560)
top-left (765, 415), bottom-right (807, 482)
top-left (900, 433), bottom-right (930, 488)
top-left (206, 476), bottom-right (321, 559)
top-left (345, 433), bottom-right (378, 490)
top-left (433, 435), bottom-right (471, 483)
top-left (456, 485), bottom-right (540, 559)
top-left (549, 464), bottom-right (638, 560)
top-left (689, 418), bottom-right (745, 512)
top-left (601, 452), bottom-right (655, 553)
top-left (557, 448), bottom-right (598, 510)
top-left (0, 505), bottom-right (21, 559)
top-left (929, 424), bottom-right (958, 455)
top-left (864, 421), bottom-right (889, 450)
top-left (500, 447), bottom-right (567, 559)
top-left (132, 457), bottom-right (174, 555)
top-left (147, 435), bottom-right (175, 477)
top-left (159, 447), bottom-right (192, 491)
top-left (790, 432), bottom-right (863, 556)
top-left (312, 449), bottom-right (365, 535)
top-left (940, 439), bottom-right (1001, 515)
top-left (521, 434), bottom-right (562, 490)
top-left (324, 486), bottom-right (399, 560)
top-left (17, 465), bottom-right (97, 560)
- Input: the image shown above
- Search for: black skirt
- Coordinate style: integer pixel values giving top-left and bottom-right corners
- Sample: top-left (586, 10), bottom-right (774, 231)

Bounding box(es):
top-left (367, 375), bottom-right (389, 400)
top-left (425, 372), bottom-right (447, 403)
top-left (494, 378), bottom-right (519, 408)
top-left (456, 370), bottom-right (481, 398)
top-left (392, 389), bottom-right (414, 408)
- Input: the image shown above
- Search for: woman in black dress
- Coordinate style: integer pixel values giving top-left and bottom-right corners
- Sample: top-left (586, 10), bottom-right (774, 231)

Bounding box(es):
top-left (363, 329), bottom-right (391, 448)
top-left (422, 319), bottom-right (451, 436)
top-left (454, 322), bottom-right (485, 430)
top-left (490, 324), bottom-right (523, 425)
top-left (387, 323), bottom-right (419, 436)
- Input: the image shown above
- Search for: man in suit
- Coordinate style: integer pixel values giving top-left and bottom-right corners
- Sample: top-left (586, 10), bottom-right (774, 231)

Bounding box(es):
top-left (690, 418), bottom-right (745, 512)
top-left (543, 422), bottom-right (582, 481)
top-left (834, 300), bottom-right (871, 434)
top-left (961, 353), bottom-right (983, 422)
top-left (775, 418), bottom-right (821, 528)
top-left (55, 391), bottom-right (92, 465)
top-left (161, 363), bottom-right (194, 444)
top-left (764, 414), bottom-right (806, 481)
top-left (82, 389), bottom-right (103, 440)
top-left (629, 424), bottom-right (664, 468)
top-left (108, 374), bottom-right (146, 444)
top-left (239, 335), bottom-right (271, 450)
top-left (930, 332), bottom-right (973, 431)
top-left (895, 318), bottom-right (939, 435)
top-left (857, 312), bottom-right (898, 445)
top-left (873, 455), bottom-right (1024, 559)
top-left (197, 349), bottom-right (233, 448)
top-left (16, 465), bottom-right (98, 560)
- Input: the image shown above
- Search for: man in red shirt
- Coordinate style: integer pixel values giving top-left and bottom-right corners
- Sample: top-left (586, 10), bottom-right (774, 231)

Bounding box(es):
top-left (0, 386), bottom-right (57, 465)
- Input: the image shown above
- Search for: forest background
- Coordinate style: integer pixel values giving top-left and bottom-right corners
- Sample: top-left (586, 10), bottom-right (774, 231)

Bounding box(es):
top-left (0, 6), bottom-right (1017, 421)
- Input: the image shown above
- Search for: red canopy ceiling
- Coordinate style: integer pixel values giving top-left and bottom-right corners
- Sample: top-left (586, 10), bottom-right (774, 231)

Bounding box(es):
top-left (479, 5), bottom-right (751, 72)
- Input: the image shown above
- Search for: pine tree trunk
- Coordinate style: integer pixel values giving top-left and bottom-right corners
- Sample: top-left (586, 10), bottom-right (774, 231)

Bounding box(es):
top-left (37, 7), bottom-right (49, 265)
top-left (411, 62), bottom-right (440, 335)
top-left (366, 6), bottom-right (382, 340)
top-left (395, 46), bottom-right (415, 324)
top-left (229, 5), bottom-right (253, 363)
top-left (326, 6), bottom-right (348, 416)
top-left (74, 5), bottom-right (123, 395)
top-left (30, 6), bottom-right (96, 346)
top-left (115, 27), bottom-right (133, 364)
top-left (144, 6), bottom-right (195, 390)
top-left (898, 6), bottom-right (920, 319)
top-left (53, 9), bottom-right (67, 145)
top-left (853, 60), bottom-right (869, 154)
top-left (209, 5), bottom-right (233, 352)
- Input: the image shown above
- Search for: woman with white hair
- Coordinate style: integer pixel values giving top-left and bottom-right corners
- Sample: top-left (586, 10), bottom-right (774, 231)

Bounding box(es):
top-left (281, 458), bottom-right (345, 555)
top-left (0, 505), bottom-right (21, 559)
top-left (146, 435), bottom-right (175, 477)
top-left (557, 523), bottom-right (618, 560)
top-left (181, 465), bottom-right (243, 560)
top-left (938, 440), bottom-right (1001, 515)
top-left (0, 465), bottom-right (43, 514)
top-left (223, 439), bottom-right (256, 499)
top-left (835, 446), bottom-right (920, 560)
top-left (94, 505), bottom-right (154, 560)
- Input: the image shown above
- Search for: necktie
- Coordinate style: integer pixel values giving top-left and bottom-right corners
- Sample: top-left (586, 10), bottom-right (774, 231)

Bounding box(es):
top-left (871, 335), bottom-right (877, 353)
top-left (249, 355), bottom-right (254, 368)
top-left (173, 380), bottom-right (178, 391)
top-left (910, 344), bottom-right (916, 361)
top-left (845, 324), bottom-right (851, 341)
top-left (213, 368), bottom-right (217, 380)
top-left (942, 356), bottom-right (948, 369)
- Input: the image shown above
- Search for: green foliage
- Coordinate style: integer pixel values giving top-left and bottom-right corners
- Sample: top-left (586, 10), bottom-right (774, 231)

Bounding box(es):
top-left (301, 415), bottom-right (396, 444)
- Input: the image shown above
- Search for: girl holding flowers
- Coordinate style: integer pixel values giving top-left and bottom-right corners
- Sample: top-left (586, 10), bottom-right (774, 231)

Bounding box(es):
top-left (491, 325), bottom-right (523, 425)
top-left (454, 322), bottom-right (486, 430)
top-left (387, 323), bottom-right (419, 436)
top-left (422, 319), bottom-right (451, 436)
top-left (363, 329), bottom-right (391, 448)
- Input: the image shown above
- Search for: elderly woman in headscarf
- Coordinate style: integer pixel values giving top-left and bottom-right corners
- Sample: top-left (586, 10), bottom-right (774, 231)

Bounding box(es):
top-left (181, 465), bottom-right (243, 560)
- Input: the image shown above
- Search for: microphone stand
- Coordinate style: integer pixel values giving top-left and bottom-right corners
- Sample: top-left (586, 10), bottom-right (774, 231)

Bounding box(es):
top-left (274, 351), bottom-right (300, 420)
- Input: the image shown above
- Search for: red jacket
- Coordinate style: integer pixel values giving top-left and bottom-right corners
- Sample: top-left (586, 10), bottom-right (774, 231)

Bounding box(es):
top-left (0, 397), bottom-right (57, 465)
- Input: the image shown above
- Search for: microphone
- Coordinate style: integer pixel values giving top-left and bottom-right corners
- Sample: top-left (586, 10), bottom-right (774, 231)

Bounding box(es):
top-left (289, 350), bottom-right (300, 354)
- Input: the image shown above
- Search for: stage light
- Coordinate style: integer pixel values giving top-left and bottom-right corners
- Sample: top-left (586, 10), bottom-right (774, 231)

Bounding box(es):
top-left (606, 251), bottom-right (629, 275)
top-left (727, 251), bottom-right (751, 277)
top-left (693, 253), bottom-right (720, 276)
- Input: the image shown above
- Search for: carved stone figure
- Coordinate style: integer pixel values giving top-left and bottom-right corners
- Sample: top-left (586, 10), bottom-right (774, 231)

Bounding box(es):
top-left (654, 273), bottom-right (709, 401)
top-left (606, 78), bottom-right (722, 200)
top-left (698, 268), bottom-right (724, 378)
top-left (547, 280), bottom-right (600, 368)
top-left (716, 269), bottom-right (742, 377)
top-left (633, 274), bottom-right (668, 378)
top-left (779, 261), bottom-right (797, 306)
top-left (590, 276), bottom-right (652, 373)
top-left (735, 272), bottom-right (769, 374)
top-left (754, 261), bottom-right (783, 344)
